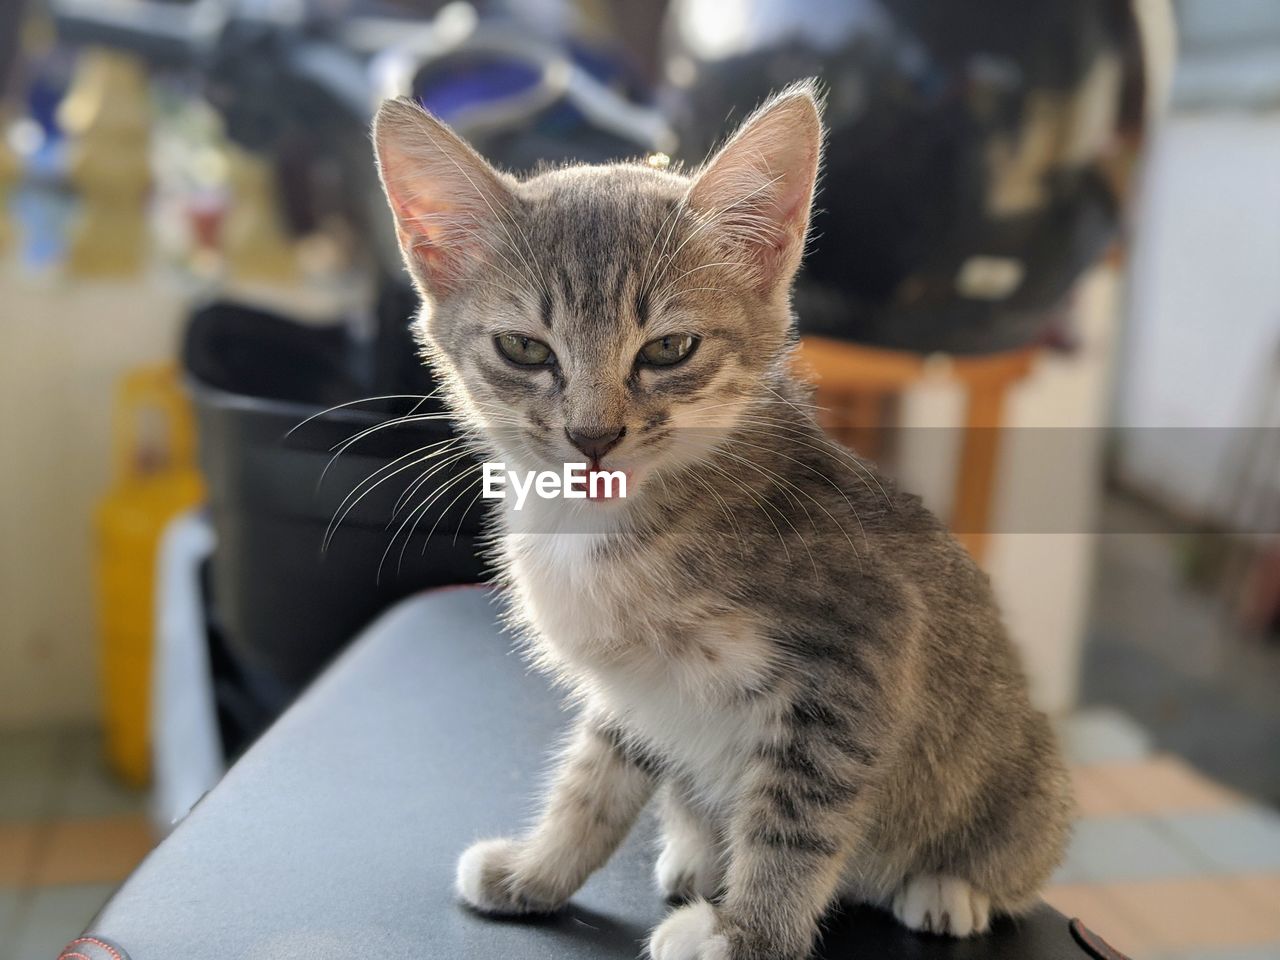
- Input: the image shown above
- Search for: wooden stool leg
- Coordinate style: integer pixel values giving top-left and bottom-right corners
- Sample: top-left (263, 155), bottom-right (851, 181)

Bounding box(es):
top-left (848, 393), bottom-right (886, 461)
top-left (814, 390), bottom-right (886, 460)
top-left (953, 382), bottom-right (1010, 564)
top-left (799, 336), bottom-right (1036, 567)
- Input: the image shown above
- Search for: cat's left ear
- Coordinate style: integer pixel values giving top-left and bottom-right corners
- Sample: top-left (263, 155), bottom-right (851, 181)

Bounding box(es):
top-left (373, 97), bottom-right (516, 300)
top-left (687, 81), bottom-right (824, 296)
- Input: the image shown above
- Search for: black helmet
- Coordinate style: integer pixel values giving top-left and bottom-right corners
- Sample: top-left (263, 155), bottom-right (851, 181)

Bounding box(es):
top-left (662, 0), bottom-right (1170, 354)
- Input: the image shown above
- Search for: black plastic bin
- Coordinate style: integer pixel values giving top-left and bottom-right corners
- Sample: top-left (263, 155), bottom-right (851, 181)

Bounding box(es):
top-left (182, 301), bottom-right (488, 724)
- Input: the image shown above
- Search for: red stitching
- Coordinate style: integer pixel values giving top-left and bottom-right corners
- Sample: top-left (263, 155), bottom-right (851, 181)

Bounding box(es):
top-left (58, 953), bottom-right (91, 960)
top-left (1068, 917), bottom-right (1131, 960)
top-left (62, 938), bottom-right (125, 960)
top-left (82, 938), bottom-right (124, 960)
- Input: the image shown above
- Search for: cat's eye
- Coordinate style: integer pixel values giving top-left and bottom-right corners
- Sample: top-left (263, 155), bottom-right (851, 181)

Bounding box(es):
top-left (496, 333), bottom-right (554, 366)
top-left (638, 334), bottom-right (698, 367)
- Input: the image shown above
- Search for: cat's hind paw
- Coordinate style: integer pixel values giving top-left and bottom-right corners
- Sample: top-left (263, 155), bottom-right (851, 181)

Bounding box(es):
top-left (648, 901), bottom-right (730, 960)
top-left (892, 875), bottom-right (991, 937)
top-left (455, 837), bottom-right (564, 916)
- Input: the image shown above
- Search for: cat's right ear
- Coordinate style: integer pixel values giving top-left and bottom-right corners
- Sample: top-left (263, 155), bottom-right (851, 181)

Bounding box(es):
top-left (687, 81), bottom-right (824, 297)
top-left (373, 98), bottom-right (515, 299)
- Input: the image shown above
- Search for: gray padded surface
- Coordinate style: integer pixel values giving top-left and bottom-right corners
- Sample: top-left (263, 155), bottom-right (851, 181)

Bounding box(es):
top-left (82, 587), bottom-right (1095, 959)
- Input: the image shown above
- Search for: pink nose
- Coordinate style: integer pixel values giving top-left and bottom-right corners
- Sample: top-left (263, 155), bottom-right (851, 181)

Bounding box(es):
top-left (565, 427), bottom-right (625, 461)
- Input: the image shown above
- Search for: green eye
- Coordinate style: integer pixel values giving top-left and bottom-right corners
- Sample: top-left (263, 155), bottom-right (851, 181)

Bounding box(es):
top-left (496, 333), bottom-right (554, 366)
top-left (639, 334), bottom-right (698, 367)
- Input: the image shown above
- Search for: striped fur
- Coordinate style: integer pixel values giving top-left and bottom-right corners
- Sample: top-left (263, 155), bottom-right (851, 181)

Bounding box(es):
top-left (374, 82), bottom-right (1072, 959)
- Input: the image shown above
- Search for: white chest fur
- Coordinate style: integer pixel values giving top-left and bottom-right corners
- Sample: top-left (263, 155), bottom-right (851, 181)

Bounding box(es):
top-left (503, 523), bottom-right (779, 810)
top-left (506, 530), bottom-right (615, 652)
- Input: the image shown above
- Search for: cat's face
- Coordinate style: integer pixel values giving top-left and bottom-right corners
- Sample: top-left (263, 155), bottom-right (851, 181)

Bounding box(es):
top-left (374, 84), bottom-right (822, 503)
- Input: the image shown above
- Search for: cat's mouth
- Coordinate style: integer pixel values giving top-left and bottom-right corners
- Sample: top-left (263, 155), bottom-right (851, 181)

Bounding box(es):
top-left (566, 461), bottom-right (632, 503)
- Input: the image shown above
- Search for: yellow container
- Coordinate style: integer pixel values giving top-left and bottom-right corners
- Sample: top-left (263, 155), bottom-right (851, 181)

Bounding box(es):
top-left (96, 366), bottom-right (204, 785)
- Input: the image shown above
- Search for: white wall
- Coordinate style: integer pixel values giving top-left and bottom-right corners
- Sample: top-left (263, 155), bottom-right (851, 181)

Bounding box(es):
top-left (1117, 112), bottom-right (1280, 517)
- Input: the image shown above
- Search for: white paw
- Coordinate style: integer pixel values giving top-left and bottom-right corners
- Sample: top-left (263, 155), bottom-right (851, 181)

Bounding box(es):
top-left (456, 838), bottom-right (559, 916)
top-left (648, 901), bottom-right (730, 960)
top-left (656, 836), bottom-right (723, 901)
top-left (892, 875), bottom-right (991, 937)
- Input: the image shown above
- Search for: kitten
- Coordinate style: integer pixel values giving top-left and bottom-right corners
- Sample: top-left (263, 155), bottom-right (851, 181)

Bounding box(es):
top-left (373, 81), bottom-right (1072, 960)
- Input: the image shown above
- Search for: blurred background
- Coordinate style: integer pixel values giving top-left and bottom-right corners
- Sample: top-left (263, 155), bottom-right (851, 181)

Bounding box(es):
top-left (0, 0), bottom-right (1277, 957)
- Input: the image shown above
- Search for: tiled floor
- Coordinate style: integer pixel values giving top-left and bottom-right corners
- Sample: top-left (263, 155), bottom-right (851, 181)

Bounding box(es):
top-left (2, 714), bottom-right (1278, 960)
top-left (0, 728), bottom-right (152, 960)
top-left (1045, 710), bottom-right (1280, 960)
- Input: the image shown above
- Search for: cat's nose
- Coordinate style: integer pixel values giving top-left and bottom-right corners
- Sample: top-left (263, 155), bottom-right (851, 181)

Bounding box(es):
top-left (565, 426), bottom-right (625, 461)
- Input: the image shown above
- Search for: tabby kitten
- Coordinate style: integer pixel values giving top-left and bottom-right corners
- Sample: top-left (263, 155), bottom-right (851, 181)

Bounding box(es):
top-left (373, 82), bottom-right (1072, 960)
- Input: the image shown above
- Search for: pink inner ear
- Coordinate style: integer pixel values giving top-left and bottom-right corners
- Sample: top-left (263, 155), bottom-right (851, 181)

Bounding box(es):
top-left (374, 100), bottom-right (519, 295)
top-left (384, 176), bottom-right (483, 292)
top-left (700, 159), bottom-right (816, 291)
top-left (390, 190), bottom-right (447, 265)
top-left (683, 86), bottom-right (823, 293)
top-left (688, 110), bottom-right (819, 293)
top-left (773, 146), bottom-right (819, 239)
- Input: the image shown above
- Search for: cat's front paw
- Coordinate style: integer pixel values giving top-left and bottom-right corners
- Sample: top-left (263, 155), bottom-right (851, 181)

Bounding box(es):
top-left (455, 838), bottom-right (565, 916)
top-left (648, 901), bottom-right (730, 960)
top-left (656, 835), bottom-right (723, 902)
top-left (892, 875), bottom-right (991, 937)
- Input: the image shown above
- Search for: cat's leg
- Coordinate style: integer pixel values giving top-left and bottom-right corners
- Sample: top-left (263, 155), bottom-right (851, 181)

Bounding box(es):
top-left (655, 780), bottom-right (724, 902)
top-left (648, 736), bottom-right (869, 960)
top-left (892, 875), bottom-right (992, 937)
top-left (886, 718), bottom-right (1069, 936)
top-left (457, 717), bottom-right (654, 915)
